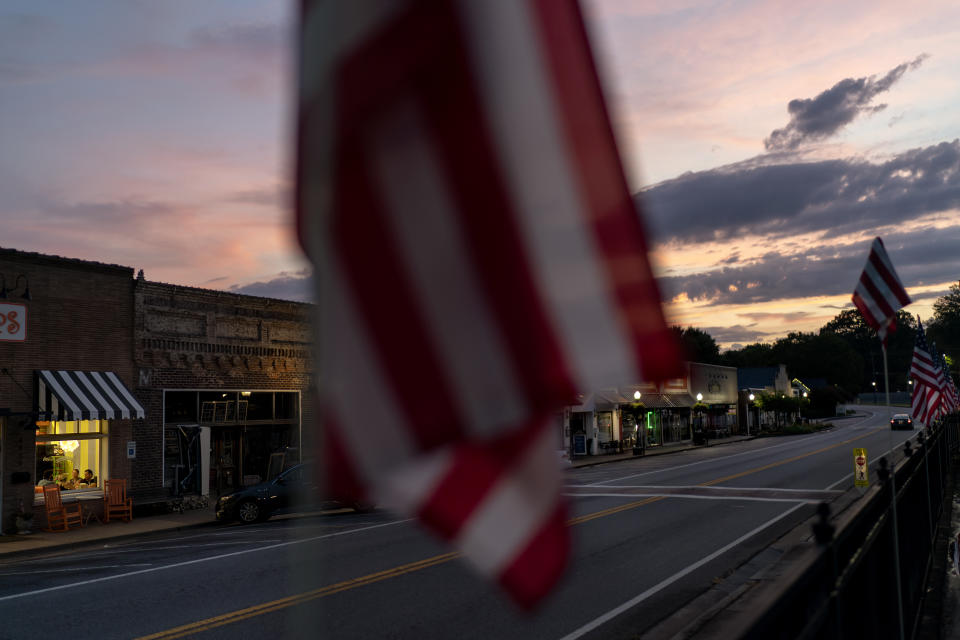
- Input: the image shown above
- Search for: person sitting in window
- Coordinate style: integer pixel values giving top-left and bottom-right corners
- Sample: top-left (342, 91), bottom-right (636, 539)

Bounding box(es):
top-left (38, 470), bottom-right (56, 487)
top-left (63, 469), bottom-right (81, 490)
top-left (81, 469), bottom-right (97, 488)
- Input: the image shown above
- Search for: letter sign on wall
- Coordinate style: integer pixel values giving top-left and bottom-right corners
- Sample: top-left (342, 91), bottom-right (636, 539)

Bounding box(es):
top-left (0, 302), bottom-right (27, 341)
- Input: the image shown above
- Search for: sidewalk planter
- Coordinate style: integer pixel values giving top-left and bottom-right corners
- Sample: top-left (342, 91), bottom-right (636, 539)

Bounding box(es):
top-left (15, 514), bottom-right (33, 535)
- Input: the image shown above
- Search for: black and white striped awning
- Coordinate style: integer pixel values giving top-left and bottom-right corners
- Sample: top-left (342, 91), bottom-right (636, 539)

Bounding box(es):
top-left (37, 370), bottom-right (145, 421)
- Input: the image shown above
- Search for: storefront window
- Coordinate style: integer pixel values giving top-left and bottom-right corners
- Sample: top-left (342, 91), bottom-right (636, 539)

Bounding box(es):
top-left (245, 392), bottom-right (273, 421)
top-left (275, 392), bottom-right (298, 420)
top-left (35, 420), bottom-right (107, 492)
top-left (165, 391), bottom-right (199, 424)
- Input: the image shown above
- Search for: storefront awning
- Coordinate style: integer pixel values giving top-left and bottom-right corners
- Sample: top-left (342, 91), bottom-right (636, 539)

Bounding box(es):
top-left (665, 393), bottom-right (698, 408)
top-left (38, 370), bottom-right (145, 421)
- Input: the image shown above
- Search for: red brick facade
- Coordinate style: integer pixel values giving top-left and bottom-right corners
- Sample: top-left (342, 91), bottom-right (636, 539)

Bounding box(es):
top-left (133, 278), bottom-right (313, 500)
top-left (0, 247), bottom-right (314, 532)
top-left (0, 248), bottom-right (136, 532)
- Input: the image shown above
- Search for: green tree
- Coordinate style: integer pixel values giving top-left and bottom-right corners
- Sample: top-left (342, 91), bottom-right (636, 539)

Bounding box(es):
top-left (928, 282), bottom-right (960, 376)
top-left (671, 325), bottom-right (721, 364)
top-left (721, 342), bottom-right (774, 368)
top-left (756, 392), bottom-right (802, 429)
top-left (819, 309), bottom-right (915, 392)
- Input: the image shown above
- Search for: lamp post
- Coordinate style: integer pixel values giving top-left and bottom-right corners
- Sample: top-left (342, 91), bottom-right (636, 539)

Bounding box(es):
top-left (694, 393), bottom-right (705, 445)
top-left (631, 390), bottom-right (643, 455)
top-left (748, 393), bottom-right (755, 436)
top-left (798, 391), bottom-right (807, 423)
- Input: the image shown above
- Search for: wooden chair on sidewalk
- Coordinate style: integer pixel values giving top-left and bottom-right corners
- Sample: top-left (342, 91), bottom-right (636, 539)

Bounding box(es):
top-left (43, 486), bottom-right (83, 532)
top-left (104, 478), bottom-right (133, 523)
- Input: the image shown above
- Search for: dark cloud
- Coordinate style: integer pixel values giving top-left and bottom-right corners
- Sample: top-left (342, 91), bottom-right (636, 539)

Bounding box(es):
top-left (229, 269), bottom-right (313, 303)
top-left (701, 325), bottom-right (776, 345)
top-left (764, 55), bottom-right (928, 151)
top-left (641, 139), bottom-right (960, 244)
top-left (658, 225), bottom-right (960, 307)
top-left (737, 311), bottom-right (817, 324)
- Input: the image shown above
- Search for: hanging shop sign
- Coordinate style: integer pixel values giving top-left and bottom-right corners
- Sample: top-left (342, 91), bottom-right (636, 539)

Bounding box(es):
top-left (0, 302), bottom-right (26, 341)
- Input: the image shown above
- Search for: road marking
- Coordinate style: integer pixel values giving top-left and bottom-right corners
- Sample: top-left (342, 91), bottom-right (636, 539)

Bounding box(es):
top-left (584, 437), bottom-right (810, 485)
top-left (0, 564), bottom-right (153, 576)
top-left (566, 497), bottom-right (662, 525)
top-left (0, 518), bottom-right (412, 603)
top-left (133, 552), bottom-right (461, 640)
top-left (587, 412), bottom-right (874, 486)
top-left (566, 493), bottom-right (825, 504)
top-left (49, 425), bottom-right (889, 637)
top-left (699, 428), bottom-right (881, 487)
top-left (47, 541), bottom-right (285, 559)
top-left (555, 503), bottom-right (808, 640)
top-left (573, 484), bottom-right (844, 493)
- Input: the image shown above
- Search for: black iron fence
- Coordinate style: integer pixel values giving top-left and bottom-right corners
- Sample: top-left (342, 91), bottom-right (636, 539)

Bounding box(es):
top-left (742, 415), bottom-right (959, 639)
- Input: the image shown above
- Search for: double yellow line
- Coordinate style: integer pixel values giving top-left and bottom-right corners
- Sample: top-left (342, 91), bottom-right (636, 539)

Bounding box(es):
top-left (138, 428), bottom-right (880, 639)
top-left (137, 552), bottom-right (460, 639)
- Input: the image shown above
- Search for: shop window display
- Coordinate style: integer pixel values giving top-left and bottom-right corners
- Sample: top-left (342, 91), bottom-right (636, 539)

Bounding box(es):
top-left (35, 420), bottom-right (106, 492)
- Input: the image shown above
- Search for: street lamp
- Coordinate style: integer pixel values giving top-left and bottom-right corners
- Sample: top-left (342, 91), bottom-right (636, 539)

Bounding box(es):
top-left (798, 391), bottom-right (807, 422)
top-left (630, 390), bottom-right (643, 455)
top-left (748, 393), bottom-right (755, 436)
top-left (694, 393), bottom-right (705, 445)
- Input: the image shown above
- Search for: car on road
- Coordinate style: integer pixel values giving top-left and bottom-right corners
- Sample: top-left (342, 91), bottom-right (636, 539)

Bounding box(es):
top-left (890, 413), bottom-right (914, 430)
top-left (215, 462), bottom-right (371, 523)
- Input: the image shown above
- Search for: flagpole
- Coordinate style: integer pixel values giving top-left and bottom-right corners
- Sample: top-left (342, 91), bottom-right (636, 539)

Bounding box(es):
top-left (883, 342), bottom-right (905, 640)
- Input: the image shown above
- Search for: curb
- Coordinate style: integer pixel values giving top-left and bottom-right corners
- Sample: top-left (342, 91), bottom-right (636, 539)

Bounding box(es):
top-left (571, 436), bottom-right (758, 470)
top-left (0, 508), bottom-right (344, 561)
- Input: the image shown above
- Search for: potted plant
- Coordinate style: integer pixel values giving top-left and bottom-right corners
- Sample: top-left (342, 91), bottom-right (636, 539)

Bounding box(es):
top-left (14, 500), bottom-right (33, 535)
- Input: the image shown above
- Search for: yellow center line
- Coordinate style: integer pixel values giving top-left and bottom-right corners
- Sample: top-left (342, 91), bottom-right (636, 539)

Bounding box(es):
top-left (137, 427), bottom-right (882, 638)
top-left (699, 427), bottom-right (880, 487)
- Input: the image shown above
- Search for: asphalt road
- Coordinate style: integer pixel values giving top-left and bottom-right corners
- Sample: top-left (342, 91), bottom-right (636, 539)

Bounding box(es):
top-left (0, 406), bottom-right (919, 640)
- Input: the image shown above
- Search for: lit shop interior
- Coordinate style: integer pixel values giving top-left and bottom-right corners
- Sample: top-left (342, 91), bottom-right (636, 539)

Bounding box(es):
top-left (35, 419), bottom-right (107, 492)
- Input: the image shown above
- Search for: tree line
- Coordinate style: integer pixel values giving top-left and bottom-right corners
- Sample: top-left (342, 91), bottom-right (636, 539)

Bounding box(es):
top-left (672, 282), bottom-right (960, 397)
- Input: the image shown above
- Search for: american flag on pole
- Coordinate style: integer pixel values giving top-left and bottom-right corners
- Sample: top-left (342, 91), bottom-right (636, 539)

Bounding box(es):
top-left (296, 0), bottom-right (682, 607)
top-left (910, 318), bottom-right (943, 426)
top-left (937, 350), bottom-right (958, 415)
top-left (852, 237), bottom-right (911, 342)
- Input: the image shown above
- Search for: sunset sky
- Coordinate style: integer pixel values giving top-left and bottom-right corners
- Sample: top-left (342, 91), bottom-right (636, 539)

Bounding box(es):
top-left (2, 1), bottom-right (958, 348)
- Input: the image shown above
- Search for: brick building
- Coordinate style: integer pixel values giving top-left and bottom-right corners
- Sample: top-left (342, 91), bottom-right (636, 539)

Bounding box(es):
top-left (0, 248), bottom-right (140, 533)
top-left (133, 277), bottom-right (313, 502)
top-left (0, 247), bottom-right (313, 533)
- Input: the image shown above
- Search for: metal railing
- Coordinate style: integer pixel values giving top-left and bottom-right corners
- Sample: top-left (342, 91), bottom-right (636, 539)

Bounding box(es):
top-left (738, 415), bottom-right (959, 639)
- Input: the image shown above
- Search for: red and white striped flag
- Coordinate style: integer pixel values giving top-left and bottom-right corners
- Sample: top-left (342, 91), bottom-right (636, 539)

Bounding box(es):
top-left (936, 350), bottom-right (958, 415)
top-left (944, 357), bottom-right (960, 414)
top-left (852, 237), bottom-right (911, 342)
top-left (296, 0), bottom-right (682, 607)
top-left (910, 318), bottom-right (942, 426)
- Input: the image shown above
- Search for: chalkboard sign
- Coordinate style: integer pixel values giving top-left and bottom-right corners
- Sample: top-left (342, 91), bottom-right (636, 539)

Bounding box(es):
top-left (572, 434), bottom-right (587, 456)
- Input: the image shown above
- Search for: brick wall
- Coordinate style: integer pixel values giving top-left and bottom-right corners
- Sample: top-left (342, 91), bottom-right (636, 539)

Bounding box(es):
top-left (0, 248), bottom-right (135, 532)
top-left (133, 279), bottom-right (314, 500)
top-left (0, 248), bottom-right (315, 528)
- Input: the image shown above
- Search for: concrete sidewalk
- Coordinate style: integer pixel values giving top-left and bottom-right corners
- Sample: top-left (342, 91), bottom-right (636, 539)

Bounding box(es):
top-left (1, 433), bottom-right (760, 560)
top-left (0, 503), bottom-right (220, 558)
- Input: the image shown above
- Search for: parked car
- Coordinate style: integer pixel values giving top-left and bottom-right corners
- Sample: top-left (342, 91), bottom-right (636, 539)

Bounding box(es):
top-left (890, 414), bottom-right (913, 430)
top-left (215, 462), bottom-right (371, 523)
